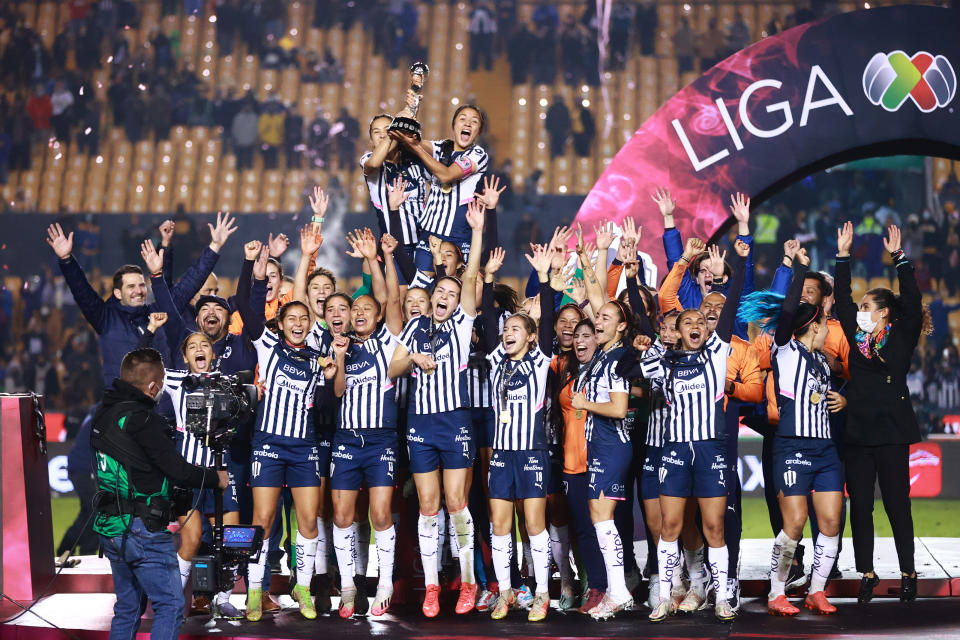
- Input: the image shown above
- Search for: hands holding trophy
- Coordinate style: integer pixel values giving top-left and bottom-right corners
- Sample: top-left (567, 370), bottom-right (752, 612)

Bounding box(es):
top-left (388, 61), bottom-right (430, 140)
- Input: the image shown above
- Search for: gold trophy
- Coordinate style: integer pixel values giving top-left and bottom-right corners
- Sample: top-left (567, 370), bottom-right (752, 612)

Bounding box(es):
top-left (388, 61), bottom-right (430, 139)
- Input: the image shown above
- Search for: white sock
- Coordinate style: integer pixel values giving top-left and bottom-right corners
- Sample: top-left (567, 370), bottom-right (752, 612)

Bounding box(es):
top-left (333, 524), bottom-right (357, 591)
top-left (658, 538), bottom-right (681, 600)
top-left (447, 510), bottom-right (460, 559)
top-left (708, 546), bottom-right (729, 602)
top-left (548, 524), bottom-right (572, 582)
top-left (451, 507), bottom-right (475, 584)
top-left (529, 530), bottom-right (551, 594)
top-left (437, 509), bottom-right (449, 563)
top-left (356, 520), bottom-right (371, 577)
top-left (177, 553), bottom-right (192, 590)
top-left (594, 520), bottom-right (630, 602)
top-left (810, 533), bottom-right (839, 594)
top-left (247, 540), bottom-right (269, 589)
top-left (684, 545), bottom-right (706, 591)
top-left (295, 530), bottom-right (318, 588)
top-left (314, 517), bottom-right (328, 575)
top-left (769, 530), bottom-right (798, 599)
top-left (418, 512), bottom-right (440, 586)
top-left (375, 525), bottom-right (397, 590)
top-left (491, 533), bottom-right (513, 592)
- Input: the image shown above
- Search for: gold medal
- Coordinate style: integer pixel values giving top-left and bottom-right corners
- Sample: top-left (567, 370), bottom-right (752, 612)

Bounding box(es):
top-left (499, 410), bottom-right (511, 424)
top-left (810, 391), bottom-right (822, 405)
top-left (441, 183), bottom-right (452, 194)
top-left (575, 409), bottom-right (584, 420)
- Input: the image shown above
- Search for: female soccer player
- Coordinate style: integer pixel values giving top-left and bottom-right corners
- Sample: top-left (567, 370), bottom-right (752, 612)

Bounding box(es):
top-left (480, 245), bottom-right (554, 621)
top-left (739, 248), bottom-right (846, 616)
top-left (387, 199), bottom-right (486, 617)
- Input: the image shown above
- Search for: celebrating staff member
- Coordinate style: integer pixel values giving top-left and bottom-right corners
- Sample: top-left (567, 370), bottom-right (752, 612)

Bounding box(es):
top-left (835, 222), bottom-right (932, 604)
top-left (388, 200), bottom-right (486, 617)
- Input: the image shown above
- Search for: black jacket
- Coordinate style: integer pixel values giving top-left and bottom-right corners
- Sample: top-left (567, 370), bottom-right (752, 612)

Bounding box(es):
top-left (834, 257), bottom-right (922, 446)
top-left (93, 379), bottom-right (220, 495)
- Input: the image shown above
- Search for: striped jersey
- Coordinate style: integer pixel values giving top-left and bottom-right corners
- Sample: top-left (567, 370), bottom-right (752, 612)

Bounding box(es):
top-left (408, 270), bottom-right (435, 290)
top-left (487, 344), bottom-right (551, 450)
top-left (641, 333), bottom-right (731, 442)
top-left (398, 306), bottom-right (476, 414)
top-left (164, 370), bottom-right (214, 467)
top-left (420, 141), bottom-right (488, 239)
top-left (772, 340), bottom-right (832, 439)
top-left (360, 151), bottom-right (428, 246)
top-left (253, 330), bottom-right (323, 439)
top-left (338, 325), bottom-right (400, 430)
top-left (579, 346), bottom-right (631, 444)
top-left (305, 321), bottom-right (339, 433)
top-left (644, 341), bottom-right (669, 448)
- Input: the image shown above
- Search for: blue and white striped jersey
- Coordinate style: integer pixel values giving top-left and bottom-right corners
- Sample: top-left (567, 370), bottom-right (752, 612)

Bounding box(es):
top-left (360, 151), bottom-right (428, 246)
top-left (419, 142), bottom-right (488, 240)
top-left (338, 325), bottom-right (401, 430)
top-left (468, 309), bottom-right (507, 408)
top-left (644, 341), bottom-right (669, 448)
top-left (398, 306), bottom-right (476, 414)
top-left (487, 344), bottom-right (552, 450)
top-left (580, 346), bottom-right (631, 444)
top-left (772, 340), bottom-right (832, 439)
top-left (641, 333), bottom-right (731, 443)
top-left (164, 370), bottom-right (214, 467)
top-left (253, 330), bottom-right (323, 439)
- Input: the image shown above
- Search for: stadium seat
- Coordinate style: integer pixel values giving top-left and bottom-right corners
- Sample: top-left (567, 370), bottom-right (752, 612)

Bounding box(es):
top-left (282, 171), bottom-right (307, 213)
top-left (262, 170), bottom-right (282, 212)
top-left (239, 55), bottom-right (259, 92)
top-left (851, 277), bottom-right (867, 301)
top-left (280, 68), bottom-right (300, 107)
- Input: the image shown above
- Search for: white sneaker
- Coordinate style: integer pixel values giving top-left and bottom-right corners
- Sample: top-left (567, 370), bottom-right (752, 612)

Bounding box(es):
top-left (590, 593), bottom-right (634, 620)
top-left (646, 574), bottom-right (661, 610)
top-left (677, 585), bottom-right (706, 613)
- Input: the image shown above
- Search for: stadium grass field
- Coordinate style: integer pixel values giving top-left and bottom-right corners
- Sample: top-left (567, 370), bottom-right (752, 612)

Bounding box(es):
top-left (50, 496), bottom-right (960, 553)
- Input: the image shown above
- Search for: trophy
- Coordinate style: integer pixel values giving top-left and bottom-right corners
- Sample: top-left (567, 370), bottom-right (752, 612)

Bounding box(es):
top-left (389, 61), bottom-right (430, 139)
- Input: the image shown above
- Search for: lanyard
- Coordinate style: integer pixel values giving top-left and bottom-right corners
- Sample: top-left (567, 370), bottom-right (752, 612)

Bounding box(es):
top-left (498, 358), bottom-right (521, 409)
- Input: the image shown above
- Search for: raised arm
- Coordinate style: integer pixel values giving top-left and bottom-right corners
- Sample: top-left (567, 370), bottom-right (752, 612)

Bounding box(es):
top-left (158, 219), bottom-right (174, 289)
top-left (47, 223), bottom-right (106, 332)
top-left (294, 222), bottom-right (324, 310)
top-left (460, 199), bottom-right (486, 317)
top-left (594, 220), bottom-right (614, 301)
top-left (142, 240), bottom-right (189, 350)
top-left (392, 132), bottom-right (467, 184)
top-left (575, 224), bottom-right (606, 313)
top-left (885, 225), bottom-right (923, 344)
top-left (479, 248), bottom-right (505, 354)
top-left (659, 237), bottom-right (704, 314)
top-left (362, 136), bottom-right (397, 174)
top-left (379, 233), bottom-right (405, 335)
top-left (525, 244), bottom-right (554, 356)
top-left (236, 246), bottom-right (269, 340)
top-left (168, 211), bottom-right (237, 312)
top-left (624, 261), bottom-right (656, 340)
top-left (715, 240), bottom-right (747, 343)
top-left (774, 248), bottom-right (810, 347)
top-left (833, 221), bottom-right (858, 340)
top-left (475, 175), bottom-right (506, 263)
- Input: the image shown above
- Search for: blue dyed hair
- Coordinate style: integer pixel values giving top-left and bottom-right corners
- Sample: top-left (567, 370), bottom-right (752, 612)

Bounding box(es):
top-left (737, 290), bottom-right (786, 333)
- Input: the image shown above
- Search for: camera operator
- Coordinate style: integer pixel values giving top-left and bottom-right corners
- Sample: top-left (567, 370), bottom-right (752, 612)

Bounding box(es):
top-left (92, 347), bottom-right (228, 640)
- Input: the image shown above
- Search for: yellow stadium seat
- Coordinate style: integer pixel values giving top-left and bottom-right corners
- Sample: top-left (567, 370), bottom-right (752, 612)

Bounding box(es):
top-left (262, 170), bottom-right (283, 212)
top-left (106, 184), bottom-right (126, 213)
top-left (218, 169), bottom-right (239, 212)
top-left (134, 140), bottom-right (155, 171)
top-left (239, 55), bottom-right (259, 92)
top-left (282, 171), bottom-right (306, 212)
top-left (850, 277), bottom-right (867, 301)
top-left (280, 68), bottom-right (300, 107)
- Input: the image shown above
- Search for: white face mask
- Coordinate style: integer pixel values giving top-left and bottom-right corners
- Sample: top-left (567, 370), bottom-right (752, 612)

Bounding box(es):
top-left (856, 311), bottom-right (877, 333)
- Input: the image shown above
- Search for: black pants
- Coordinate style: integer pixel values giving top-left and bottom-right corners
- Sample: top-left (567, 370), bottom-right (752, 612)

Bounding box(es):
top-left (844, 443), bottom-right (915, 575)
top-left (59, 468), bottom-right (101, 555)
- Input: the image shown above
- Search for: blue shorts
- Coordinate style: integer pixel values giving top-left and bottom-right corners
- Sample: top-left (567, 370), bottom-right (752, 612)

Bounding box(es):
top-left (330, 430), bottom-right (399, 490)
top-left (640, 445), bottom-right (663, 502)
top-left (659, 440), bottom-right (729, 498)
top-left (471, 407), bottom-right (496, 450)
top-left (250, 431), bottom-right (322, 488)
top-left (407, 409), bottom-right (475, 473)
top-left (773, 435), bottom-right (843, 496)
top-left (315, 430), bottom-right (333, 478)
top-left (488, 449), bottom-right (550, 500)
top-left (587, 438), bottom-right (632, 500)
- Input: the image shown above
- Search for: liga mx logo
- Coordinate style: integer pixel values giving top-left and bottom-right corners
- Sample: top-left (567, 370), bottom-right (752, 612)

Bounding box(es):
top-left (863, 51), bottom-right (956, 112)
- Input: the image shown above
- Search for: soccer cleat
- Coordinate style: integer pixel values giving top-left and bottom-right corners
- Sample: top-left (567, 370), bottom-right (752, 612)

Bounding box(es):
top-left (558, 583), bottom-right (577, 611)
top-left (245, 588), bottom-right (263, 622)
top-left (590, 593), bottom-right (634, 620)
top-left (528, 592), bottom-right (550, 622)
top-left (669, 584), bottom-right (687, 609)
top-left (648, 599), bottom-right (676, 623)
top-left (422, 584), bottom-right (441, 618)
top-left (646, 574), bottom-right (661, 610)
top-left (212, 600), bottom-right (244, 620)
top-left (858, 574), bottom-right (880, 604)
top-left (455, 581), bottom-right (478, 614)
top-left (715, 600), bottom-right (736, 623)
top-left (516, 584), bottom-right (534, 609)
top-left (312, 573), bottom-right (332, 614)
top-left (190, 595), bottom-right (211, 615)
top-left (786, 545), bottom-right (807, 592)
top-left (354, 576), bottom-right (369, 616)
top-left (292, 583), bottom-right (317, 619)
top-left (677, 585), bottom-right (705, 613)
top-left (491, 588), bottom-right (516, 620)
top-left (805, 591), bottom-right (837, 615)
top-left (768, 594), bottom-right (800, 616)
top-left (476, 588), bottom-right (497, 612)
top-left (371, 586), bottom-right (393, 616)
top-left (578, 588), bottom-right (604, 614)
top-left (727, 577), bottom-right (741, 612)
top-left (339, 586), bottom-right (357, 618)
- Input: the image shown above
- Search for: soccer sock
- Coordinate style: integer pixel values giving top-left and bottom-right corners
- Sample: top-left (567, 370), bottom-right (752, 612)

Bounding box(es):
top-left (333, 524), bottom-right (357, 592)
top-left (658, 538), bottom-right (681, 600)
top-left (418, 512), bottom-right (440, 586)
top-left (314, 517), bottom-right (328, 575)
top-left (451, 506), bottom-right (475, 584)
top-left (437, 509), bottom-right (449, 563)
top-left (594, 519), bottom-right (629, 602)
top-left (810, 533), bottom-right (839, 594)
top-left (491, 533), bottom-right (513, 592)
top-left (247, 540), bottom-right (270, 589)
top-left (295, 530), bottom-right (318, 588)
top-left (522, 540), bottom-right (534, 577)
top-left (177, 553), bottom-right (192, 590)
top-left (447, 509), bottom-right (460, 559)
top-left (769, 530), bottom-right (799, 599)
top-left (708, 546), bottom-right (729, 602)
top-left (356, 519), bottom-right (371, 577)
top-left (684, 545), bottom-right (706, 591)
top-left (529, 530), bottom-right (551, 594)
top-left (548, 524), bottom-right (573, 583)
top-left (374, 525), bottom-right (397, 590)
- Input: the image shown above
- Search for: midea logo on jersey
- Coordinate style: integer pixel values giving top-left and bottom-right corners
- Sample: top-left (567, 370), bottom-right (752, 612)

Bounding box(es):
top-left (863, 51), bottom-right (956, 112)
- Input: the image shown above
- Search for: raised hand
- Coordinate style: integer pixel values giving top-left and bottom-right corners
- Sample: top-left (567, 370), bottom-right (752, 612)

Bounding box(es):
top-left (244, 240), bottom-right (263, 261)
top-left (140, 239), bottom-right (164, 275)
top-left (795, 247), bottom-right (810, 266)
top-left (594, 220), bottom-right (614, 252)
top-left (783, 238), bottom-right (800, 261)
top-left (381, 233), bottom-right (399, 256)
top-left (267, 232), bottom-right (290, 258)
top-left (624, 259), bottom-right (640, 280)
top-left (729, 192), bottom-right (751, 228)
top-left (525, 243), bottom-right (552, 278)
top-left (428, 235), bottom-right (443, 259)
top-left (345, 230), bottom-right (364, 259)
top-left (158, 219), bottom-right (175, 247)
top-left (883, 224), bottom-right (902, 254)
top-left (651, 187), bottom-right (676, 219)
top-left (682, 237), bottom-right (706, 261)
top-left (622, 216), bottom-right (641, 246)
top-left (299, 223), bottom-right (323, 255)
top-left (527, 294), bottom-right (542, 322)
top-left (208, 211), bottom-right (238, 252)
top-left (549, 225), bottom-right (574, 270)
top-left (476, 174), bottom-right (507, 209)
top-left (308, 186), bottom-right (330, 221)
top-left (466, 198), bottom-right (486, 230)
top-left (575, 223), bottom-right (585, 254)
top-left (253, 245), bottom-right (269, 280)
top-left (734, 238), bottom-right (750, 258)
top-left (386, 176), bottom-right (411, 211)
top-left (567, 277), bottom-right (586, 303)
top-left (837, 221), bottom-right (854, 257)
top-left (46, 223), bottom-right (74, 259)
top-left (706, 245), bottom-right (727, 277)
top-left (147, 312), bottom-right (168, 333)
top-left (484, 247), bottom-right (506, 275)
top-left (633, 334), bottom-right (652, 352)
top-left (358, 228), bottom-right (379, 260)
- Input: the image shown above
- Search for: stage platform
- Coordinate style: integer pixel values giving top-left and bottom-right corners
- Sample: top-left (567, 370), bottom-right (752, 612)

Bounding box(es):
top-left (3, 538), bottom-right (960, 639)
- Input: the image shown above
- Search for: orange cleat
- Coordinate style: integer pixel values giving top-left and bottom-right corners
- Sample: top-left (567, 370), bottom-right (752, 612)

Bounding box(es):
top-left (422, 584), bottom-right (441, 618)
top-left (768, 594), bottom-right (800, 616)
top-left (804, 591), bottom-right (837, 615)
top-left (455, 582), bottom-right (478, 614)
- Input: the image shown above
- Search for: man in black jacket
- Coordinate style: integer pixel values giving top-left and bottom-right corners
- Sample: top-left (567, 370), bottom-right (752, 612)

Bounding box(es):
top-left (92, 348), bottom-right (228, 640)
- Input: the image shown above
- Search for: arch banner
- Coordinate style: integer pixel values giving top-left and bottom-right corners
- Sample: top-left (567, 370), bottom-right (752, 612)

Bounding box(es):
top-left (576, 5), bottom-right (960, 268)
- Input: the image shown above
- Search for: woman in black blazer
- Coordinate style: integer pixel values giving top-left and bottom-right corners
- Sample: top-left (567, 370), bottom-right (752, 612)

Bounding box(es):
top-left (834, 222), bottom-right (933, 604)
